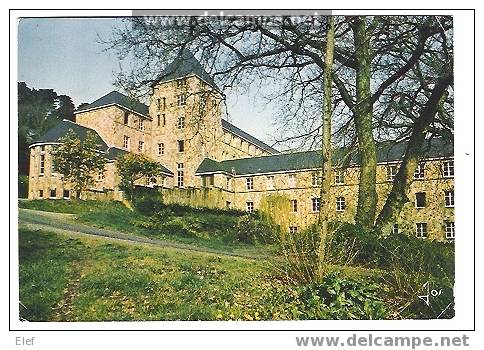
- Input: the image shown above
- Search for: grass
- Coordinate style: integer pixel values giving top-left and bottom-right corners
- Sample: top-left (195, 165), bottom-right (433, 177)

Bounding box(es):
top-left (19, 228), bottom-right (386, 321)
top-left (19, 199), bottom-right (278, 256)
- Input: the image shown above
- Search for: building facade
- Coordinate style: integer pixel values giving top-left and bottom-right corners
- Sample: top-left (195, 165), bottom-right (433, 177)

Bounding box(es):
top-left (27, 50), bottom-right (455, 241)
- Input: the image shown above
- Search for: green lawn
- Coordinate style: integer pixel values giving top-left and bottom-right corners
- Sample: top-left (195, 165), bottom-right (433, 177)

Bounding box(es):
top-left (18, 199), bottom-right (278, 257)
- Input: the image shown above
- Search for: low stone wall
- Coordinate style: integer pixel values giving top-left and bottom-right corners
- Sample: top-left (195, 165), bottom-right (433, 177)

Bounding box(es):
top-left (160, 187), bottom-right (229, 209)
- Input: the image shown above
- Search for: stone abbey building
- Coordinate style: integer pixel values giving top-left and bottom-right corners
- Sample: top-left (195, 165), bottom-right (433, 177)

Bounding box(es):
top-left (27, 50), bottom-right (455, 241)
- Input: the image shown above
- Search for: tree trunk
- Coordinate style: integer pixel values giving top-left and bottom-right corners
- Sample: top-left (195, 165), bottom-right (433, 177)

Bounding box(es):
top-left (316, 15), bottom-right (335, 280)
top-left (373, 67), bottom-right (453, 235)
top-left (352, 16), bottom-right (378, 230)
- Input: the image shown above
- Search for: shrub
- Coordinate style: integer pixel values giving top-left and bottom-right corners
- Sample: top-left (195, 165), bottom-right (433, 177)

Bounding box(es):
top-left (18, 175), bottom-right (29, 198)
top-left (234, 214), bottom-right (275, 244)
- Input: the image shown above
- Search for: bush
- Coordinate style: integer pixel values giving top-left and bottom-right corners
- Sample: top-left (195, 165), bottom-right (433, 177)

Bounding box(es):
top-left (18, 175), bottom-right (29, 198)
top-left (234, 214), bottom-right (275, 244)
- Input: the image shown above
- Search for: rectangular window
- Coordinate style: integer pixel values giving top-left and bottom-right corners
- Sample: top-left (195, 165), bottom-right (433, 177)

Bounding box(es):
top-left (290, 199), bottom-right (298, 213)
top-left (336, 196), bottom-right (346, 212)
top-left (392, 223), bottom-right (399, 235)
top-left (289, 174), bottom-right (297, 188)
top-left (177, 116), bottom-right (185, 129)
top-left (445, 221), bottom-right (455, 240)
top-left (312, 197), bottom-right (321, 212)
top-left (39, 154), bottom-right (45, 175)
top-left (63, 189), bottom-right (70, 199)
top-left (202, 175), bottom-right (214, 187)
top-left (39, 189), bottom-right (43, 198)
top-left (159, 142), bottom-right (165, 155)
top-left (177, 93), bottom-right (187, 106)
top-left (445, 190), bottom-right (454, 207)
top-left (226, 201), bottom-right (231, 209)
top-left (289, 226), bottom-right (298, 234)
top-left (176, 78), bottom-right (187, 88)
top-left (123, 135), bottom-right (130, 150)
top-left (50, 188), bottom-right (56, 199)
top-left (335, 169), bottom-right (345, 185)
top-left (267, 175), bottom-right (275, 190)
top-left (246, 177), bottom-right (254, 191)
top-left (157, 114), bottom-right (160, 127)
top-left (40, 145), bottom-right (45, 152)
top-left (138, 141), bottom-right (144, 153)
top-left (177, 140), bottom-right (185, 152)
top-left (414, 162), bottom-right (425, 180)
top-left (226, 177), bottom-right (232, 191)
top-left (138, 119), bottom-right (144, 131)
top-left (312, 172), bottom-right (322, 187)
top-left (157, 97), bottom-right (166, 111)
top-left (387, 165), bottom-right (398, 181)
top-left (177, 163), bottom-right (184, 188)
top-left (416, 222), bottom-right (428, 239)
top-left (442, 160), bottom-right (454, 178)
top-left (162, 114), bottom-right (166, 126)
top-left (246, 201), bottom-right (254, 213)
top-left (124, 111), bottom-right (129, 125)
top-left (96, 170), bottom-right (104, 182)
top-left (415, 192), bottom-right (426, 208)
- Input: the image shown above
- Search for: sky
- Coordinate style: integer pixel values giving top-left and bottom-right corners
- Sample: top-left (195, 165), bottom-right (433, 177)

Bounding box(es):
top-left (17, 17), bottom-right (277, 146)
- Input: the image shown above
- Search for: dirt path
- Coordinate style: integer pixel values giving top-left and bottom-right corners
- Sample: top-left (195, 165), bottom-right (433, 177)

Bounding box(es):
top-left (18, 209), bottom-right (265, 260)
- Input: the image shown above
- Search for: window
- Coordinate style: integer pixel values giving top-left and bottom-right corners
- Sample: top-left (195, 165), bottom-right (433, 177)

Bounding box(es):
top-left (392, 223), bottom-right (399, 235)
top-left (336, 196), bottom-right (346, 212)
top-left (387, 165), bottom-right (398, 181)
top-left (157, 114), bottom-right (161, 127)
top-left (162, 114), bottom-right (166, 126)
top-left (290, 199), bottom-right (298, 213)
top-left (202, 175), bottom-right (214, 187)
top-left (177, 163), bottom-right (184, 188)
top-left (138, 119), bottom-right (144, 131)
top-left (445, 221), bottom-right (455, 240)
top-left (312, 197), bottom-right (321, 212)
top-left (123, 111), bottom-right (129, 125)
top-left (50, 188), bottom-right (56, 199)
top-left (442, 160), bottom-right (454, 178)
top-left (96, 170), bottom-right (104, 182)
top-left (177, 140), bottom-right (185, 152)
top-left (267, 175), bottom-right (275, 190)
top-left (177, 116), bottom-right (185, 129)
top-left (63, 189), bottom-right (70, 199)
top-left (246, 177), bottom-right (254, 190)
top-left (289, 226), bottom-right (298, 234)
top-left (157, 97), bottom-right (166, 111)
top-left (416, 222), bottom-right (428, 239)
top-left (226, 201), bottom-right (231, 209)
top-left (158, 142), bottom-right (164, 156)
top-left (138, 141), bottom-right (144, 153)
top-left (415, 192), bottom-right (426, 208)
top-left (176, 78), bottom-right (187, 88)
top-left (39, 154), bottom-right (45, 175)
top-left (246, 201), bottom-right (254, 213)
top-left (39, 190), bottom-right (43, 198)
top-left (444, 190), bottom-right (454, 207)
top-left (40, 145), bottom-right (45, 152)
top-left (335, 170), bottom-right (345, 185)
top-left (123, 135), bottom-right (130, 150)
top-left (226, 177), bottom-right (232, 191)
top-left (177, 93), bottom-right (187, 106)
top-left (312, 172), bottom-right (322, 187)
top-left (414, 162), bottom-right (425, 179)
top-left (289, 174), bottom-right (297, 188)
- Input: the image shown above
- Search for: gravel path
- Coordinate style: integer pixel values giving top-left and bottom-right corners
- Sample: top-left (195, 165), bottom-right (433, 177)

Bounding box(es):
top-left (18, 209), bottom-right (264, 260)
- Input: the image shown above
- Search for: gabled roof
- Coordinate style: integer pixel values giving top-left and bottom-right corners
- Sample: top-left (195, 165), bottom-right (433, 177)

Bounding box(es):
top-left (30, 120), bottom-right (108, 151)
top-left (76, 91), bottom-right (149, 117)
top-left (222, 119), bottom-right (280, 155)
top-left (152, 48), bottom-right (219, 91)
top-left (196, 137), bottom-right (454, 176)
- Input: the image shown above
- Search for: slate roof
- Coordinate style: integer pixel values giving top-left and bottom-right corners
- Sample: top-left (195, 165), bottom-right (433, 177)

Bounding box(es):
top-left (196, 137), bottom-right (454, 176)
top-left (152, 48), bottom-right (219, 91)
top-left (222, 119), bottom-right (280, 155)
top-left (76, 91), bottom-right (149, 117)
top-left (30, 120), bottom-right (109, 151)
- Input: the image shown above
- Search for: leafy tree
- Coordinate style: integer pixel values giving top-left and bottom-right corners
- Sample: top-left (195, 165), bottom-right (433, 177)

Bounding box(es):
top-left (116, 153), bottom-right (163, 201)
top-left (52, 130), bottom-right (107, 199)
